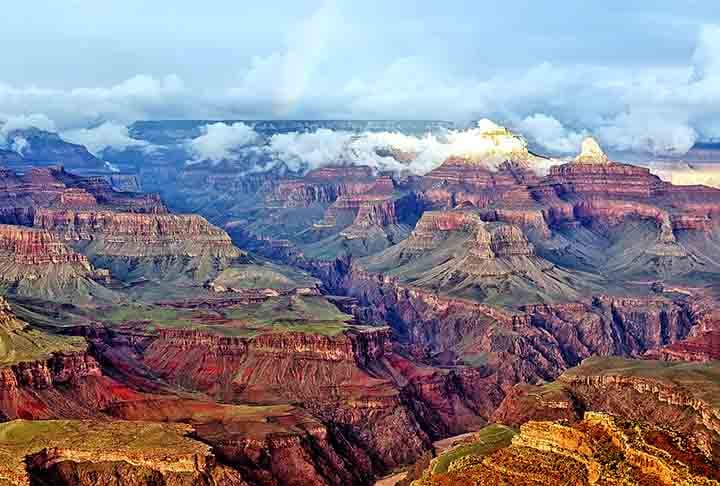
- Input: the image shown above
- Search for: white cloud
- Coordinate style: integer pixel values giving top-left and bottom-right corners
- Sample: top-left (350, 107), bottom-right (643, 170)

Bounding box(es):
top-left (2, 23), bottom-right (720, 159)
top-left (0, 113), bottom-right (57, 147)
top-left (0, 75), bottom-right (188, 130)
top-left (228, 1), bottom-right (339, 117)
top-left (268, 121), bottom-right (558, 175)
top-left (188, 122), bottom-right (259, 163)
top-left (62, 122), bottom-right (153, 156)
top-left (517, 114), bottom-right (587, 154)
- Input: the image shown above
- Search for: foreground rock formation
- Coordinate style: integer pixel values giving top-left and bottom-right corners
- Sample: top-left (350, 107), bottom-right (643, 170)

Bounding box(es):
top-left (0, 420), bottom-right (245, 486)
top-left (414, 412), bottom-right (719, 485)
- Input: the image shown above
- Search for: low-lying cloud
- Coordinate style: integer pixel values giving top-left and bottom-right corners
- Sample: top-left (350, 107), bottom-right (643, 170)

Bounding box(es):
top-left (188, 119), bottom-right (559, 175)
top-left (188, 122), bottom-right (259, 163)
top-left (62, 122), bottom-right (154, 156)
top-left (0, 113), bottom-right (57, 148)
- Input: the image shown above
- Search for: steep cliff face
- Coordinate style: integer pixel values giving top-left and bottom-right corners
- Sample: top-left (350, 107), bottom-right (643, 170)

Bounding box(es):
top-left (0, 166), bottom-right (167, 222)
top-left (645, 331), bottom-right (720, 362)
top-left (408, 138), bottom-right (720, 275)
top-left (538, 160), bottom-right (664, 199)
top-left (0, 224), bottom-right (89, 266)
top-left (341, 267), bottom-right (707, 418)
top-left (34, 209), bottom-right (241, 257)
top-left (33, 209), bottom-right (244, 282)
top-left (0, 298), bottom-right (144, 421)
top-left (89, 325), bottom-right (506, 475)
top-left (420, 162), bottom-right (538, 211)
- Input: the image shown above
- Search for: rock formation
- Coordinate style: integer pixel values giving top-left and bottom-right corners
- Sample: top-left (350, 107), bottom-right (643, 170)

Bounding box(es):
top-left (415, 412), bottom-right (719, 485)
top-left (0, 225), bottom-right (112, 300)
top-left (0, 420), bottom-right (245, 486)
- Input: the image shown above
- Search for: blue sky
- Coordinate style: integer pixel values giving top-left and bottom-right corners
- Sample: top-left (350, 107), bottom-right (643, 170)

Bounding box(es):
top-left (2, 1), bottom-right (720, 154)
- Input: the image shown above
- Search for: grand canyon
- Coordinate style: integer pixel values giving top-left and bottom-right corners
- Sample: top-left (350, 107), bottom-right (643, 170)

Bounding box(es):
top-left (3, 3), bottom-right (720, 485)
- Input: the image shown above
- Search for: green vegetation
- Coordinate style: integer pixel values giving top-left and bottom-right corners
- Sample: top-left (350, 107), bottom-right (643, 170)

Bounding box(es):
top-left (0, 419), bottom-right (209, 482)
top-left (101, 295), bottom-right (357, 337)
top-left (562, 356), bottom-right (720, 409)
top-left (432, 424), bottom-right (516, 474)
top-left (211, 262), bottom-right (318, 290)
top-left (0, 316), bottom-right (86, 366)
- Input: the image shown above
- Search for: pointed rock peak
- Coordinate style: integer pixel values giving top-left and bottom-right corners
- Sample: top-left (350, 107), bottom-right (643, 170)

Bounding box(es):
top-left (575, 137), bottom-right (609, 164)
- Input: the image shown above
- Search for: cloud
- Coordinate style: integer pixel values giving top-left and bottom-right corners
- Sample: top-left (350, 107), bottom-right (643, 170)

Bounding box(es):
top-left (649, 163), bottom-right (720, 188)
top-left (0, 75), bottom-right (188, 130)
top-left (0, 113), bottom-right (57, 147)
top-left (228, 1), bottom-right (339, 117)
top-left (517, 114), bottom-right (587, 154)
top-left (267, 120), bottom-right (557, 175)
top-left (187, 122), bottom-right (259, 163)
top-left (2, 21), bottom-right (720, 158)
top-left (62, 122), bottom-right (154, 156)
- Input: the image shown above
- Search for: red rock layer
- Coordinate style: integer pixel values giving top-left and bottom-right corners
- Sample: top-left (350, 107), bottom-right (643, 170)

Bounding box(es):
top-left (342, 267), bottom-right (700, 414)
top-left (0, 224), bottom-right (89, 266)
top-left (0, 166), bottom-right (167, 228)
top-left (420, 161), bottom-right (538, 210)
top-left (415, 150), bottom-right (720, 236)
top-left (536, 161), bottom-right (665, 199)
top-left (0, 351), bottom-right (145, 420)
top-left (645, 331), bottom-right (720, 362)
top-left (327, 194), bottom-right (399, 229)
top-left (33, 209), bottom-right (242, 258)
top-left (271, 166), bottom-right (392, 208)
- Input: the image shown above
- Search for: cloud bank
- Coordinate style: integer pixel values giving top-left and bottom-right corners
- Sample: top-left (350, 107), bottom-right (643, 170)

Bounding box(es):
top-left (188, 119), bottom-right (558, 175)
top-left (188, 122), bottom-right (260, 163)
top-left (62, 122), bottom-right (154, 156)
top-left (1, 17), bottom-right (720, 158)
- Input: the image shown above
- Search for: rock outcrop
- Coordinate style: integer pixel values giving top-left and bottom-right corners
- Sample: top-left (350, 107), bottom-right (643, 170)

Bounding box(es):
top-left (415, 412), bottom-right (719, 485)
top-left (0, 420), bottom-right (246, 486)
top-left (0, 224), bottom-right (89, 266)
top-left (492, 356), bottom-right (720, 453)
top-left (270, 166), bottom-right (384, 208)
top-left (357, 211), bottom-right (589, 305)
top-left (0, 225), bottom-right (113, 300)
top-left (34, 210), bottom-right (242, 258)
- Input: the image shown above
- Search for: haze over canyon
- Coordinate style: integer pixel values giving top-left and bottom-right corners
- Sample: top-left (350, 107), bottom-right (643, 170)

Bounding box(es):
top-left (2, 2), bottom-right (720, 485)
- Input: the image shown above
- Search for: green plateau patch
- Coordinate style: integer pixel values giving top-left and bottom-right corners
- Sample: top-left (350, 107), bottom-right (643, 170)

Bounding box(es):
top-left (211, 262), bottom-right (318, 290)
top-left (431, 424), bottom-right (516, 475)
top-left (100, 295), bottom-right (361, 337)
top-left (0, 419), bottom-right (210, 484)
top-left (0, 311), bottom-right (86, 366)
top-left (561, 356), bottom-right (720, 410)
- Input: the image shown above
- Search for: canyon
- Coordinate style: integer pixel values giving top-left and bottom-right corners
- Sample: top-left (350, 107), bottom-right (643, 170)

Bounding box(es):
top-left (1, 122), bottom-right (719, 484)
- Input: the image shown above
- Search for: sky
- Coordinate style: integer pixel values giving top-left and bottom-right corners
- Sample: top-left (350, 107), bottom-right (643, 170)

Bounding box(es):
top-left (3, 0), bottom-right (720, 155)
